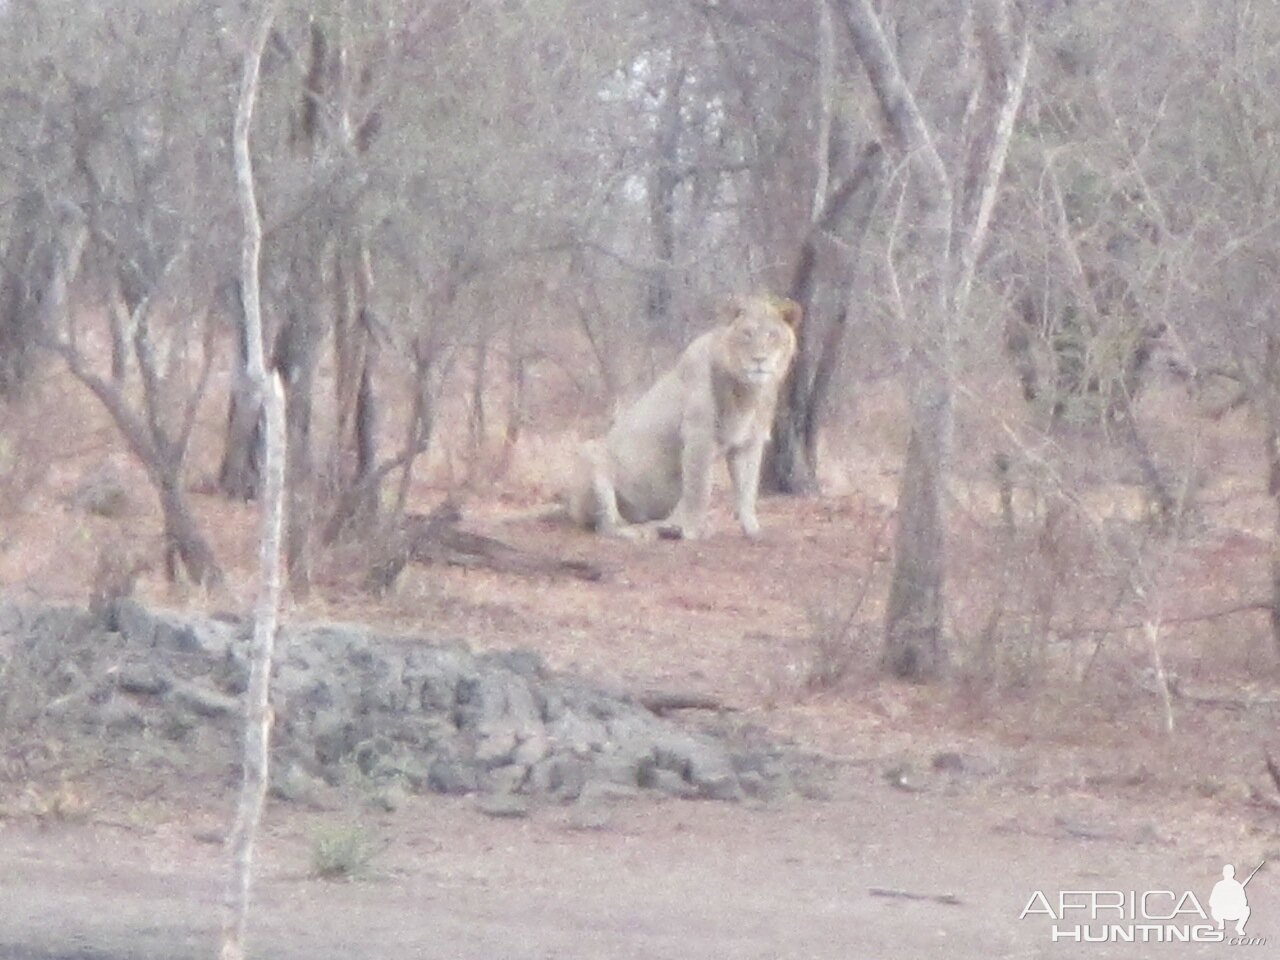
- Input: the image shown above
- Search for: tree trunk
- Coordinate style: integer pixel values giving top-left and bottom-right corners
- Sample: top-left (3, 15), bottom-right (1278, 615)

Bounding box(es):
top-left (763, 242), bottom-right (822, 496)
top-left (354, 353), bottom-right (377, 482)
top-left (837, 0), bottom-right (956, 681)
top-left (645, 65), bottom-right (686, 330)
top-left (761, 141), bottom-right (884, 494)
top-left (468, 333), bottom-right (490, 474)
top-left (0, 192), bottom-right (52, 401)
top-left (274, 305), bottom-right (319, 596)
top-left (221, 7), bottom-right (284, 957)
top-left (1265, 333), bottom-right (1280, 657)
top-left (218, 288), bottom-right (264, 501)
top-left (158, 473), bottom-right (223, 587)
top-left (883, 358), bottom-right (951, 679)
top-left (836, 0), bottom-right (1025, 681)
top-left (56, 344), bottom-right (226, 588)
top-left (332, 245), bottom-right (378, 497)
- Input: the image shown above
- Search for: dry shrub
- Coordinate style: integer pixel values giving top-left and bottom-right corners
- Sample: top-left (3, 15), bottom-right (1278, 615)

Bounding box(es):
top-left (783, 516), bottom-right (890, 697)
top-left (794, 605), bottom-right (878, 693)
top-left (20, 781), bottom-right (94, 824)
top-left (309, 821), bottom-right (382, 881)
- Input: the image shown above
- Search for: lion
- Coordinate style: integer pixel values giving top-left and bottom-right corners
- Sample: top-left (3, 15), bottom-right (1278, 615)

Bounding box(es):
top-left (567, 293), bottom-right (801, 540)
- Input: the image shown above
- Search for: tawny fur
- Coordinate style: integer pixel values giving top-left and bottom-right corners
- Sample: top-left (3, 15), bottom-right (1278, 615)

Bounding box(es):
top-left (568, 294), bottom-right (801, 540)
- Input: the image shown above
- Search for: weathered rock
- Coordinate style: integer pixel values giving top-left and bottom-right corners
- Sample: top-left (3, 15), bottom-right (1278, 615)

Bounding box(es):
top-left (98, 697), bottom-right (147, 735)
top-left (427, 757), bottom-right (478, 796)
top-left (109, 600), bottom-right (238, 659)
top-left (557, 802), bottom-right (614, 832)
top-left (475, 793), bottom-right (531, 819)
top-left (270, 762), bottom-right (328, 806)
top-left (638, 765), bottom-right (699, 798)
top-left (115, 663), bottom-right (172, 696)
top-left (0, 601), bottom-right (793, 809)
top-left (527, 755), bottom-right (587, 802)
top-left (169, 680), bottom-right (239, 720)
top-left (576, 780), bottom-right (642, 806)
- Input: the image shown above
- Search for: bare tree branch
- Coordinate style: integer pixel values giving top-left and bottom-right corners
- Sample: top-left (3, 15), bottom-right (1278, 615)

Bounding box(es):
top-left (953, 21), bottom-right (1031, 316)
top-left (810, 0), bottom-right (837, 224)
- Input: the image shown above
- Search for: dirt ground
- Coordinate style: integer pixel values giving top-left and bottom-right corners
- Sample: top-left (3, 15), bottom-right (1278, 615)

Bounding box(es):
top-left (0, 770), bottom-right (1270, 960)
top-left (1, 492), bottom-right (1278, 958)
top-left (2, 371), bottom-right (1280, 957)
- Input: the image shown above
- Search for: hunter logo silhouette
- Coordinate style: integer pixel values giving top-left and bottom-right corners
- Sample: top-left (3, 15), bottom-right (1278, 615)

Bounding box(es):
top-left (1209, 861), bottom-right (1264, 936)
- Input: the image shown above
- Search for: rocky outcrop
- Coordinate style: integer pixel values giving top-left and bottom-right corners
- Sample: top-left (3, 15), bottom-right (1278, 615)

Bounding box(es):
top-left (0, 602), bottom-right (791, 806)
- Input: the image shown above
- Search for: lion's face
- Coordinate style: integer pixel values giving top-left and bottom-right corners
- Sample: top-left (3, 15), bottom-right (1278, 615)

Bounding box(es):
top-left (718, 296), bottom-right (801, 387)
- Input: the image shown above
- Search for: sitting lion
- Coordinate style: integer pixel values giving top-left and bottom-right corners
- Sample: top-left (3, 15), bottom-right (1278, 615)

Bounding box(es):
top-left (568, 294), bottom-right (801, 540)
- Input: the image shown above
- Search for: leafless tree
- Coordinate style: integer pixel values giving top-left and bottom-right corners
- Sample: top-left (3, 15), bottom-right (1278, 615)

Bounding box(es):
top-left (2, 0), bottom-right (236, 585)
top-left (834, 0), bottom-right (1030, 679)
top-left (220, 4), bottom-right (287, 958)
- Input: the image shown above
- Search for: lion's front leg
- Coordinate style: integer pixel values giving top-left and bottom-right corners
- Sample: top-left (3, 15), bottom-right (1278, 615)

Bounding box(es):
top-left (727, 438), bottom-right (766, 538)
top-left (657, 427), bottom-right (716, 540)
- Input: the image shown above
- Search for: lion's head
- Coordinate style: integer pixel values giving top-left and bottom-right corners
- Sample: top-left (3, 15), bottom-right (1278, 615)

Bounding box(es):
top-left (715, 294), bottom-right (802, 387)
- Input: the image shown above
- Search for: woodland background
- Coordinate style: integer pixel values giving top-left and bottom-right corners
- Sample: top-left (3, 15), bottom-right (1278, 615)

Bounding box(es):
top-left (2, 0), bottom-right (1280, 696)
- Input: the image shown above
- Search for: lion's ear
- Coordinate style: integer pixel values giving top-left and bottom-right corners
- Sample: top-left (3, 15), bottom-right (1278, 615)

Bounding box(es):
top-left (777, 298), bottom-right (803, 329)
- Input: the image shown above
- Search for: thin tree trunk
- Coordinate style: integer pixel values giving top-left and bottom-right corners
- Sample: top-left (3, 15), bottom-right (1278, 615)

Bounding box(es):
top-left (882, 361), bottom-right (951, 678)
top-left (953, 16), bottom-right (1031, 316)
top-left (645, 65), bottom-right (686, 330)
top-left (221, 375), bottom-right (285, 960)
top-left (275, 306), bottom-right (318, 596)
top-left (837, 0), bottom-right (955, 681)
top-left (354, 352), bottom-right (377, 481)
top-left (331, 244), bottom-right (377, 499)
top-left (468, 333), bottom-right (489, 475)
top-left (218, 281), bottom-right (264, 501)
top-left (221, 6), bottom-right (283, 959)
top-left (158, 475), bottom-right (222, 585)
top-left (1265, 334), bottom-right (1280, 657)
top-left (57, 336), bottom-right (226, 587)
top-left (810, 0), bottom-right (836, 224)
top-left (46, 212), bottom-right (223, 587)
top-left (0, 193), bottom-right (41, 399)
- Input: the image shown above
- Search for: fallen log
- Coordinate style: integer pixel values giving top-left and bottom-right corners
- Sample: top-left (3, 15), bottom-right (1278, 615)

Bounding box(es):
top-left (366, 502), bottom-right (605, 593)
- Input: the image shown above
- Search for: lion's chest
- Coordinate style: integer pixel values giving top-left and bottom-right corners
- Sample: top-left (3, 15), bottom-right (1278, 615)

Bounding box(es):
top-left (715, 402), bottom-right (763, 451)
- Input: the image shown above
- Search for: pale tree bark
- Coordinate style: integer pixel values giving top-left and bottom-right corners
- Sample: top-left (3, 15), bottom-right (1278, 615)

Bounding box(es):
top-left (834, 0), bottom-right (1028, 680)
top-left (809, 0), bottom-right (836, 225)
top-left (221, 4), bottom-right (286, 959)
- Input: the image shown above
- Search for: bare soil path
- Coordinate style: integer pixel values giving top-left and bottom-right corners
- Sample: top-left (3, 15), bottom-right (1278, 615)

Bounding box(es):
top-left (0, 775), bottom-right (1264, 960)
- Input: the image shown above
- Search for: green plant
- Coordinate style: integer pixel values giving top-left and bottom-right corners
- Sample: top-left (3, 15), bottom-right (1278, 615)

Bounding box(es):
top-left (308, 822), bottom-right (381, 881)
